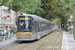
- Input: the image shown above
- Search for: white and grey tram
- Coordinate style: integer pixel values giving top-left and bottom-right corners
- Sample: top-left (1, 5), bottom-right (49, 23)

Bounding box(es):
top-left (16, 14), bottom-right (53, 41)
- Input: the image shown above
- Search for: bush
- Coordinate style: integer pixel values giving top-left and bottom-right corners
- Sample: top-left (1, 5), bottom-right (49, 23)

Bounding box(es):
top-left (10, 27), bottom-right (16, 30)
top-left (10, 27), bottom-right (16, 33)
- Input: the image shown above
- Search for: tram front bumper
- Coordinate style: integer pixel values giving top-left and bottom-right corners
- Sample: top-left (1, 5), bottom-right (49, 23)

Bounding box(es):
top-left (16, 36), bottom-right (34, 41)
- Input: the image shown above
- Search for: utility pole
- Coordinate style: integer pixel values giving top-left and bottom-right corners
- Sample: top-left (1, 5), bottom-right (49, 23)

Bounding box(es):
top-left (72, 0), bottom-right (75, 39)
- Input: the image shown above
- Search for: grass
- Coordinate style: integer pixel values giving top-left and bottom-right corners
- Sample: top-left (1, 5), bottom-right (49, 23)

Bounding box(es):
top-left (0, 48), bottom-right (1, 50)
top-left (37, 32), bottom-right (60, 50)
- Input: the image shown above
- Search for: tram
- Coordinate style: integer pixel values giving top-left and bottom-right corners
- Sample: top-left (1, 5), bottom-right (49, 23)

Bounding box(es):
top-left (16, 14), bottom-right (52, 41)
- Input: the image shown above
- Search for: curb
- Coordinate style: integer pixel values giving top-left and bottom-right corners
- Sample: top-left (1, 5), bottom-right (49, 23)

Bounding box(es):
top-left (0, 37), bottom-right (17, 48)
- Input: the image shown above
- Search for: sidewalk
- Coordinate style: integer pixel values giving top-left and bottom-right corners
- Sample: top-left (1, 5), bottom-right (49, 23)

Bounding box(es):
top-left (61, 31), bottom-right (75, 50)
top-left (0, 36), bottom-right (17, 48)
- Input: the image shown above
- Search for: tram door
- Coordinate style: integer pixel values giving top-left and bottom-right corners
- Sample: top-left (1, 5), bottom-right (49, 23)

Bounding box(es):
top-left (33, 21), bottom-right (38, 39)
top-left (34, 21), bottom-right (38, 33)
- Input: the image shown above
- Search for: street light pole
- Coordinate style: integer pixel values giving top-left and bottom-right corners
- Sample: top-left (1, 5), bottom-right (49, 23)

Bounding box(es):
top-left (72, 0), bottom-right (75, 39)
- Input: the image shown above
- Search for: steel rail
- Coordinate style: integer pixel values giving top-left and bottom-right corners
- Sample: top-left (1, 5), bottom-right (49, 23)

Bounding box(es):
top-left (35, 33), bottom-right (55, 50)
top-left (1, 41), bottom-right (21, 50)
top-left (53, 32), bottom-right (61, 50)
top-left (18, 43), bottom-right (31, 50)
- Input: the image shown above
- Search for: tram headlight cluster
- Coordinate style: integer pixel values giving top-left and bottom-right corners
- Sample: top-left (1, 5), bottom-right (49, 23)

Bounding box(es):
top-left (31, 33), bottom-right (33, 35)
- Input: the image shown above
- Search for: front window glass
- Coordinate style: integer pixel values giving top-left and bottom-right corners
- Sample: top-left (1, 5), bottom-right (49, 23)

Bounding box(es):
top-left (17, 15), bottom-right (32, 32)
top-left (17, 20), bottom-right (32, 32)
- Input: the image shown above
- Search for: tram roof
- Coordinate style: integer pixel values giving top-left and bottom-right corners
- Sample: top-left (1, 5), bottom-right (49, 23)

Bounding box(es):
top-left (19, 14), bottom-right (52, 24)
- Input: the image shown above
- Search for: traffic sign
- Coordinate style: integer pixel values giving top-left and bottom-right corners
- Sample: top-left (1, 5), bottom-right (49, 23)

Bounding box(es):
top-left (7, 18), bottom-right (10, 21)
top-left (7, 15), bottom-right (10, 17)
top-left (69, 19), bottom-right (71, 21)
top-left (70, 14), bottom-right (73, 18)
top-left (7, 15), bottom-right (10, 21)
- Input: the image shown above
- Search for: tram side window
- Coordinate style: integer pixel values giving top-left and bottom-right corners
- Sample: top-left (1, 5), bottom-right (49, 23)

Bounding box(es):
top-left (44, 23), bottom-right (46, 30)
top-left (47, 24), bottom-right (49, 30)
top-left (48, 24), bottom-right (49, 30)
top-left (43, 22), bottom-right (45, 31)
top-left (43, 22), bottom-right (46, 31)
top-left (50, 25), bottom-right (52, 29)
top-left (40, 22), bottom-right (42, 31)
top-left (46, 24), bottom-right (48, 30)
top-left (48, 24), bottom-right (50, 30)
top-left (38, 22), bottom-right (41, 32)
top-left (38, 22), bottom-right (46, 31)
top-left (41, 22), bottom-right (44, 31)
top-left (49, 24), bottom-right (51, 29)
top-left (45, 23), bottom-right (47, 30)
top-left (41, 22), bottom-right (43, 31)
top-left (39, 22), bottom-right (42, 31)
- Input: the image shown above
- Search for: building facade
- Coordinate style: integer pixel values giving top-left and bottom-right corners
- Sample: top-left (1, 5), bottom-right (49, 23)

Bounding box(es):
top-left (0, 6), bottom-right (19, 30)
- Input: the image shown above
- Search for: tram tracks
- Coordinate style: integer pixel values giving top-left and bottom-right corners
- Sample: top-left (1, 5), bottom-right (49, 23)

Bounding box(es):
top-left (35, 33), bottom-right (56, 50)
top-left (7, 42), bottom-right (32, 50)
top-left (1, 41), bottom-right (32, 50)
top-left (53, 32), bottom-right (61, 50)
top-left (19, 33), bottom-right (55, 50)
top-left (1, 39), bottom-right (35, 50)
top-left (18, 43), bottom-right (31, 50)
top-left (17, 31), bottom-right (62, 50)
top-left (35, 32), bottom-right (61, 50)
top-left (1, 41), bottom-right (21, 50)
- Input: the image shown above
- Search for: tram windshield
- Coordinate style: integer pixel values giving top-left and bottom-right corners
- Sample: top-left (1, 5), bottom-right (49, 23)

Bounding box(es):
top-left (17, 16), bottom-right (32, 32)
top-left (17, 19), bottom-right (32, 32)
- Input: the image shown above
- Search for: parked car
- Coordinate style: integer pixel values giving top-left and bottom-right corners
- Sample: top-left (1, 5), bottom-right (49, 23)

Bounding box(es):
top-left (0, 30), bottom-right (8, 36)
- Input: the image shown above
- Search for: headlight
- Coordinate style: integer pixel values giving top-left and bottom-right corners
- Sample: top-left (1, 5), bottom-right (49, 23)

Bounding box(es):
top-left (31, 33), bottom-right (33, 34)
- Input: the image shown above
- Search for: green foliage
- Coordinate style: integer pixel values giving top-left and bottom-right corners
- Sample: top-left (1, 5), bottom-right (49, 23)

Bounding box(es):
top-left (10, 27), bottom-right (16, 30)
top-left (0, 0), bottom-right (9, 6)
top-left (19, 0), bottom-right (43, 16)
top-left (52, 18), bottom-right (61, 26)
top-left (41, 0), bottom-right (63, 20)
top-left (10, 27), bottom-right (16, 33)
top-left (41, 0), bottom-right (72, 23)
top-left (5, 0), bottom-right (43, 16)
top-left (7, 0), bottom-right (22, 11)
top-left (57, 0), bottom-right (72, 18)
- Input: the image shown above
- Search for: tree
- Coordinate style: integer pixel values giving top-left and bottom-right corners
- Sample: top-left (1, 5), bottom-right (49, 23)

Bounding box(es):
top-left (41, 0), bottom-right (73, 30)
top-left (0, 0), bottom-right (43, 17)
top-left (19, 0), bottom-right (43, 16)
top-left (7, 0), bottom-right (22, 18)
top-left (57, 0), bottom-right (72, 30)
top-left (0, 0), bottom-right (9, 6)
top-left (41, 0), bottom-right (62, 20)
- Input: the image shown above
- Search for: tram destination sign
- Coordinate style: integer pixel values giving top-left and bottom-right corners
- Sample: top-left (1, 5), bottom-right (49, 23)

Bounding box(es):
top-left (19, 18), bottom-right (30, 20)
